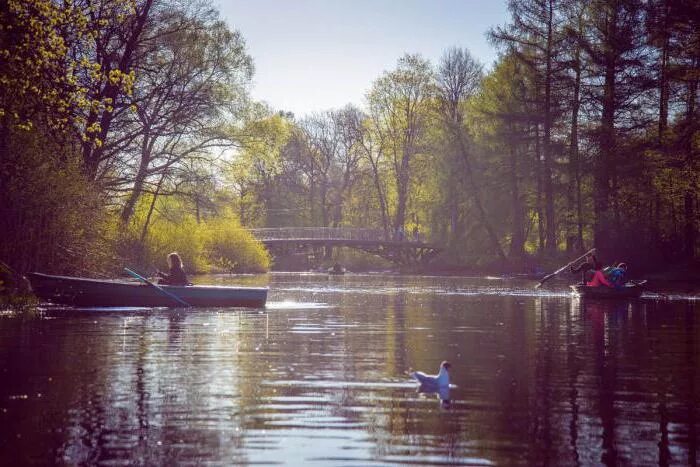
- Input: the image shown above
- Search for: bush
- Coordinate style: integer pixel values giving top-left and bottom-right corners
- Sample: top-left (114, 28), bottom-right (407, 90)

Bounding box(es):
top-left (201, 211), bottom-right (271, 273)
top-left (119, 199), bottom-right (269, 275)
top-left (0, 128), bottom-right (113, 276)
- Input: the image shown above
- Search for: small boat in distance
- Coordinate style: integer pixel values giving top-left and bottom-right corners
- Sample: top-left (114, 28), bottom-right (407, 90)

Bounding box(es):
top-left (327, 263), bottom-right (346, 275)
top-left (570, 280), bottom-right (647, 300)
top-left (27, 272), bottom-right (268, 308)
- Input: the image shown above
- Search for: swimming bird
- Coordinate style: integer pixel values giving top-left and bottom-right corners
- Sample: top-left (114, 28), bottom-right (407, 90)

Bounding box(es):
top-left (410, 361), bottom-right (451, 387)
top-left (415, 381), bottom-right (452, 409)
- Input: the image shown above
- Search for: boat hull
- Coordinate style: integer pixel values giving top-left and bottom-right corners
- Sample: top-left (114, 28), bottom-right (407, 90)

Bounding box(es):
top-left (27, 273), bottom-right (267, 308)
top-left (570, 282), bottom-right (644, 299)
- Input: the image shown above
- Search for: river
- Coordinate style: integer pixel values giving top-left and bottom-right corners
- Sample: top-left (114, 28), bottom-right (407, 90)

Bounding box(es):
top-left (1, 273), bottom-right (698, 465)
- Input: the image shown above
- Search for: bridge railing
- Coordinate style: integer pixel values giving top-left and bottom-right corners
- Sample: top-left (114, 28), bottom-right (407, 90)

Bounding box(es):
top-left (249, 227), bottom-right (395, 242)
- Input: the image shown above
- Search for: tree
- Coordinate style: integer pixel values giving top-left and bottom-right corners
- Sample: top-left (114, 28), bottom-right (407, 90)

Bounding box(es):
top-left (469, 56), bottom-right (535, 259)
top-left (0, 0), bottom-right (138, 273)
top-left (576, 0), bottom-right (653, 255)
top-left (356, 109), bottom-right (391, 236)
top-left (117, 3), bottom-right (252, 224)
top-left (77, 0), bottom-right (153, 178)
top-left (561, 0), bottom-right (587, 251)
top-left (436, 46), bottom-right (507, 260)
top-left (366, 54), bottom-right (435, 238)
top-left (490, 0), bottom-right (568, 253)
top-left (226, 112), bottom-right (294, 227)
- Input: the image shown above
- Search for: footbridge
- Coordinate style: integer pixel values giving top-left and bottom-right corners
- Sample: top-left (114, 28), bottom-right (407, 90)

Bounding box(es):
top-left (249, 227), bottom-right (443, 265)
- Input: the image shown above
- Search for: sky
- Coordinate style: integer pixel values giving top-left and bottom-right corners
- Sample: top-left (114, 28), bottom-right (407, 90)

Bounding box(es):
top-left (216, 0), bottom-right (509, 118)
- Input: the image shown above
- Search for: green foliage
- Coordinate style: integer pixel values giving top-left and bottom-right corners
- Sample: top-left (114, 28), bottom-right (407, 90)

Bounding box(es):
top-left (0, 0), bottom-right (135, 138)
top-left (0, 261), bottom-right (37, 314)
top-left (129, 211), bottom-right (207, 273)
top-left (118, 196), bottom-right (270, 275)
top-left (225, 112), bottom-right (295, 226)
top-left (201, 212), bottom-right (271, 273)
top-left (0, 127), bottom-right (113, 275)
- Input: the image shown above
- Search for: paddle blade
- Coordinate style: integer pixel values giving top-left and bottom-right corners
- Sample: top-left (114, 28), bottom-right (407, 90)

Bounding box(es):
top-left (534, 272), bottom-right (555, 289)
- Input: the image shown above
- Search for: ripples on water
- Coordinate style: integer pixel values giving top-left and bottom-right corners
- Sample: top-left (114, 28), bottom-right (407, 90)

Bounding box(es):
top-left (0, 273), bottom-right (698, 465)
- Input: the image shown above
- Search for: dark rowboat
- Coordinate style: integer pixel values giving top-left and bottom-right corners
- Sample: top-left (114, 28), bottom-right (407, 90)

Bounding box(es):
top-left (327, 266), bottom-right (346, 275)
top-left (27, 272), bottom-right (267, 308)
top-left (570, 280), bottom-right (646, 300)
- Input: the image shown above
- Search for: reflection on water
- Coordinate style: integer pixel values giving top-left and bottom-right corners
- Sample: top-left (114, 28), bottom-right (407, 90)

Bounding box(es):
top-left (416, 383), bottom-right (453, 410)
top-left (0, 274), bottom-right (698, 465)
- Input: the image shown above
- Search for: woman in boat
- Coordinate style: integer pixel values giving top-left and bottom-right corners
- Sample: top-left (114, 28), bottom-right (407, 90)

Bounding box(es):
top-left (157, 252), bottom-right (189, 286)
top-left (587, 261), bottom-right (613, 288)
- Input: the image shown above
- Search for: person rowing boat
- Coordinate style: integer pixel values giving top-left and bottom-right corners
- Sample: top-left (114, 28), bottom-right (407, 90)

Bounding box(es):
top-left (156, 252), bottom-right (190, 286)
top-left (587, 261), bottom-right (613, 287)
top-left (570, 252), bottom-right (598, 283)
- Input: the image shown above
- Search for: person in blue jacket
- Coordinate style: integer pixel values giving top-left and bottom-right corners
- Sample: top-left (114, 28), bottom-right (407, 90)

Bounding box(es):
top-left (607, 263), bottom-right (628, 288)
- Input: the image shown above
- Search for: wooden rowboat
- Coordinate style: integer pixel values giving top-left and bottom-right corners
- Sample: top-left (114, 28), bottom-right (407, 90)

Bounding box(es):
top-left (27, 272), bottom-right (267, 308)
top-left (570, 280), bottom-right (647, 299)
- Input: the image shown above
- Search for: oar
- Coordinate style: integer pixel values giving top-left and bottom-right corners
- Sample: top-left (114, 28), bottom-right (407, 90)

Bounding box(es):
top-left (534, 248), bottom-right (596, 289)
top-left (124, 267), bottom-right (190, 307)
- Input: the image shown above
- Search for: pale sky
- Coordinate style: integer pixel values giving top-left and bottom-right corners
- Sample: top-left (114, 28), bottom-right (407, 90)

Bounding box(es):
top-left (217, 1), bottom-right (508, 117)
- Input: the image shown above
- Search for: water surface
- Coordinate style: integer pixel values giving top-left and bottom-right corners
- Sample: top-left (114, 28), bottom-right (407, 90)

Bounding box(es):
top-left (1, 274), bottom-right (698, 465)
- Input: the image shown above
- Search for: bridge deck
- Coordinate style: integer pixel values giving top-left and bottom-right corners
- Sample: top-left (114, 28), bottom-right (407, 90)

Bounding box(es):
top-left (249, 228), bottom-right (442, 265)
top-left (250, 227), bottom-right (432, 243)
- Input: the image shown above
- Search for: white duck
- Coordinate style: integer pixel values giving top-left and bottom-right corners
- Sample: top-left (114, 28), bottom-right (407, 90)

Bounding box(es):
top-left (410, 361), bottom-right (451, 387)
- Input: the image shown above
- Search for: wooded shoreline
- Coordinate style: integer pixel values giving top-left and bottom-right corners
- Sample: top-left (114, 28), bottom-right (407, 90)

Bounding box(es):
top-left (1, 0), bottom-right (697, 292)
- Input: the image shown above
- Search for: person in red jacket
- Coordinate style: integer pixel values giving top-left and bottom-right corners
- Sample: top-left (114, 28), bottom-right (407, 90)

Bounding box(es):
top-left (587, 261), bottom-right (613, 287)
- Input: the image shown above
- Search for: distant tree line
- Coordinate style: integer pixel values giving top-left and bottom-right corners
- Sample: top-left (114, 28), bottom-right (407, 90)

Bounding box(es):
top-left (230, 0), bottom-right (698, 270)
top-left (1, 0), bottom-right (697, 276)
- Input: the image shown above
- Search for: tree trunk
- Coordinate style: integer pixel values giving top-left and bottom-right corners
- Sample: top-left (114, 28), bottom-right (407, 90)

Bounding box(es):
top-left (309, 179), bottom-right (315, 225)
top-left (508, 131), bottom-right (525, 258)
top-left (570, 44), bottom-right (584, 251)
top-left (120, 130), bottom-right (154, 224)
top-left (320, 181), bottom-right (329, 227)
top-left (658, 0), bottom-right (670, 141)
top-left (0, 118), bottom-right (8, 165)
top-left (543, 0), bottom-right (556, 253)
top-left (595, 12), bottom-right (617, 255)
top-left (82, 0), bottom-right (155, 179)
top-left (683, 56), bottom-right (698, 258)
top-left (454, 130), bottom-right (507, 260)
top-left (239, 189), bottom-right (246, 225)
top-left (367, 154), bottom-right (390, 238)
top-left (449, 175), bottom-right (459, 240)
top-left (393, 151), bottom-right (411, 237)
top-left (140, 174), bottom-right (165, 243)
top-left (685, 191), bottom-right (696, 259)
top-left (121, 166), bottom-right (149, 224)
top-left (534, 122), bottom-right (545, 253)
top-left (195, 195), bottom-right (200, 224)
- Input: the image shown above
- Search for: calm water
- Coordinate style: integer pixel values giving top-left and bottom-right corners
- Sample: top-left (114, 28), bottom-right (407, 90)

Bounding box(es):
top-left (1, 274), bottom-right (699, 466)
